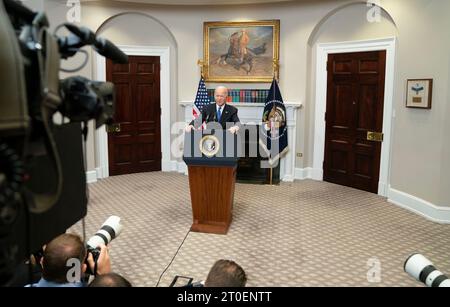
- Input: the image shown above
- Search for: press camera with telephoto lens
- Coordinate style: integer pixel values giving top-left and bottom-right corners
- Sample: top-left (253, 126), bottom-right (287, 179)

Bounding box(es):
top-left (0, 0), bottom-right (128, 285)
top-left (85, 216), bottom-right (123, 275)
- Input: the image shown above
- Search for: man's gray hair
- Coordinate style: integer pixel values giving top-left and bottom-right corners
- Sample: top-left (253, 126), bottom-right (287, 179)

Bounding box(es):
top-left (214, 86), bottom-right (228, 96)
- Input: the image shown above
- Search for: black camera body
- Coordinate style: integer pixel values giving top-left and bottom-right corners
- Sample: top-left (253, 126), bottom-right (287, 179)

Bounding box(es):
top-left (170, 275), bottom-right (204, 287)
top-left (59, 76), bottom-right (115, 129)
top-left (85, 246), bottom-right (101, 276)
top-left (87, 246), bottom-right (101, 262)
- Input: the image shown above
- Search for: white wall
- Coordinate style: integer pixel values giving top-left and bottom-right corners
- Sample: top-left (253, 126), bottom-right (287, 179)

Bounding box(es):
top-left (33, 0), bottom-right (450, 208)
top-left (439, 11), bottom-right (450, 206)
top-left (382, 0), bottom-right (450, 206)
top-left (310, 3), bottom-right (397, 43)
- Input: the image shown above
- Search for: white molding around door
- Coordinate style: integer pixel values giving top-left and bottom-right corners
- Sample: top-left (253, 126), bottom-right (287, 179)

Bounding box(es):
top-left (313, 37), bottom-right (396, 197)
top-left (94, 45), bottom-right (171, 179)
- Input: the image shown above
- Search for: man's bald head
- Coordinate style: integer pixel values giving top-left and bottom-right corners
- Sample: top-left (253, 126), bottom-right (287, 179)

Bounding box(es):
top-left (42, 233), bottom-right (86, 283)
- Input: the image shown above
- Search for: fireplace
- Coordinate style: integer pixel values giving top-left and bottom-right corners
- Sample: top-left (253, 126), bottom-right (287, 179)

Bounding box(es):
top-left (236, 125), bottom-right (280, 185)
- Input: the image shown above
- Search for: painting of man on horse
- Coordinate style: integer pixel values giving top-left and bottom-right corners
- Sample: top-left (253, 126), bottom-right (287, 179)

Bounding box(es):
top-left (216, 29), bottom-right (268, 75)
top-left (204, 21), bottom-right (279, 82)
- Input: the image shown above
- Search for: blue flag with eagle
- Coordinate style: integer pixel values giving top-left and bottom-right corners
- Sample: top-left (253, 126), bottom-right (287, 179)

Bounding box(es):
top-left (259, 78), bottom-right (288, 165)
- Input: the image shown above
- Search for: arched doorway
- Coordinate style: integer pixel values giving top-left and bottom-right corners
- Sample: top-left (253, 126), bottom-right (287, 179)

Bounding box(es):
top-left (308, 3), bottom-right (398, 195)
top-left (93, 13), bottom-right (177, 177)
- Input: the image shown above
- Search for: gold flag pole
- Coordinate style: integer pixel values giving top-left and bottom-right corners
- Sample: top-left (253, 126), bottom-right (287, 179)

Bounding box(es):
top-left (269, 167), bottom-right (273, 185)
top-left (268, 59), bottom-right (279, 186)
top-left (272, 58), bottom-right (279, 82)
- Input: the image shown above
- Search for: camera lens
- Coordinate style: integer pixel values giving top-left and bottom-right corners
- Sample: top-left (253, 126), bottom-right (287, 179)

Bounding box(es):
top-left (404, 254), bottom-right (450, 287)
top-left (87, 216), bottom-right (122, 249)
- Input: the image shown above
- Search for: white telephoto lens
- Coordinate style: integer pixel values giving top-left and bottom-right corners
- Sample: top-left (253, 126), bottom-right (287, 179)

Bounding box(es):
top-left (103, 216), bottom-right (123, 237)
top-left (404, 254), bottom-right (432, 281)
top-left (87, 216), bottom-right (123, 248)
top-left (87, 232), bottom-right (110, 248)
top-left (425, 270), bottom-right (445, 287)
top-left (404, 254), bottom-right (450, 287)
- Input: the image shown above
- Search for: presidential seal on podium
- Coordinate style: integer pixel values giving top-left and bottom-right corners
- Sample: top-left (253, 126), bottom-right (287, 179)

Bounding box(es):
top-left (199, 134), bottom-right (220, 158)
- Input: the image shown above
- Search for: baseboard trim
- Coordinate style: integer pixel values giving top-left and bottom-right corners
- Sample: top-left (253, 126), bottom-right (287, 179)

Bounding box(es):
top-left (162, 160), bottom-right (175, 172)
top-left (95, 167), bottom-right (103, 180)
top-left (294, 167), bottom-right (313, 180)
top-left (177, 161), bottom-right (188, 175)
top-left (378, 181), bottom-right (388, 197)
top-left (282, 175), bottom-right (294, 182)
top-left (388, 187), bottom-right (450, 224)
top-left (86, 170), bottom-right (98, 184)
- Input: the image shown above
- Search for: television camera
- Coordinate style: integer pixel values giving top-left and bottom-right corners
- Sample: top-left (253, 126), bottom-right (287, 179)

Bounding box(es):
top-left (0, 0), bottom-right (128, 284)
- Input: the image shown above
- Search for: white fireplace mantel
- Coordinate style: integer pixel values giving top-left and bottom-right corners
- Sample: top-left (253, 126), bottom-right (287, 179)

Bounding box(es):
top-left (180, 101), bottom-right (302, 182)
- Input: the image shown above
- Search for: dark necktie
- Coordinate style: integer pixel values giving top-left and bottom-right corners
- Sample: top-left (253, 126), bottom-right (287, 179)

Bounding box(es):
top-left (217, 107), bottom-right (222, 122)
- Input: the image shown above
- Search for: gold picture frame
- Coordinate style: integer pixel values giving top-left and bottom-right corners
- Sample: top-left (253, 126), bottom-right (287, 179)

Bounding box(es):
top-left (203, 20), bottom-right (280, 83)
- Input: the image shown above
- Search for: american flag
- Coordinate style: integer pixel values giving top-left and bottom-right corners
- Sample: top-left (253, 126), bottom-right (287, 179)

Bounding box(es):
top-left (192, 77), bottom-right (210, 128)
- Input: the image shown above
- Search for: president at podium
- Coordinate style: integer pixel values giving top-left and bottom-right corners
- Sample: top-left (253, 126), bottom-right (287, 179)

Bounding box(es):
top-left (185, 86), bottom-right (240, 133)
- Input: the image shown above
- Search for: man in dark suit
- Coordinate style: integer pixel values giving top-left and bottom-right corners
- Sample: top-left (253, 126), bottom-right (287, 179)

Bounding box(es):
top-left (185, 86), bottom-right (240, 134)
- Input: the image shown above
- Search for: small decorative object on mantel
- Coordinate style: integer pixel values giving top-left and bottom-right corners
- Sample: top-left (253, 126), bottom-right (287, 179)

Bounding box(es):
top-left (406, 79), bottom-right (433, 109)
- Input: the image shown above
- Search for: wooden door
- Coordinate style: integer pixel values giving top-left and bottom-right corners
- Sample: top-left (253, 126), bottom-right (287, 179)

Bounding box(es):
top-left (324, 51), bottom-right (386, 193)
top-left (107, 56), bottom-right (161, 176)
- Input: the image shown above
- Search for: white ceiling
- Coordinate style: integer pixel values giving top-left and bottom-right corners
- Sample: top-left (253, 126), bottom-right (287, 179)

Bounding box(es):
top-left (102, 0), bottom-right (302, 6)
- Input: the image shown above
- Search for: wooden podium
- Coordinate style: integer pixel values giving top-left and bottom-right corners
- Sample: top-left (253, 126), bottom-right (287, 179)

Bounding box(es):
top-left (183, 130), bottom-right (239, 234)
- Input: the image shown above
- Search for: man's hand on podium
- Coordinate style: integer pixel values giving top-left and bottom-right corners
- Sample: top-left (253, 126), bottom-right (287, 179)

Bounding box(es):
top-left (228, 126), bottom-right (240, 135)
top-left (185, 125), bottom-right (195, 133)
top-left (185, 124), bottom-right (239, 134)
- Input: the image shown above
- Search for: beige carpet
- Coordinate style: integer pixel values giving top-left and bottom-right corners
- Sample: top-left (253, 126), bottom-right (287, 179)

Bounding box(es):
top-left (70, 172), bottom-right (450, 287)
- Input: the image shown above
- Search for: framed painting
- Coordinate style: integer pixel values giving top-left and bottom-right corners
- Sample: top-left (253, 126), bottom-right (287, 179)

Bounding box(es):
top-left (406, 79), bottom-right (433, 109)
top-left (203, 20), bottom-right (280, 83)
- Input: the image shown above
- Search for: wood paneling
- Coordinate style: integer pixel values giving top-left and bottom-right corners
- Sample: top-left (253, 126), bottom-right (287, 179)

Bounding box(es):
top-left (188, 165), bottom-right (237, 234)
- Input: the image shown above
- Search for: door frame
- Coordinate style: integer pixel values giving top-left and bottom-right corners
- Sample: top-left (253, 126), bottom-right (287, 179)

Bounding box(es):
top-left (94, 45), bottom-right (170, 179)
top-left (313, 37), bottom-right (396, 196)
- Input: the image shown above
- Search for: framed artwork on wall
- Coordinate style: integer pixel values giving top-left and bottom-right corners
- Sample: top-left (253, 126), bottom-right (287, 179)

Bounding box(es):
top-left (406, 79), bottom-right (433, 109)
top-left (203, 20), bottom-right (280, 83)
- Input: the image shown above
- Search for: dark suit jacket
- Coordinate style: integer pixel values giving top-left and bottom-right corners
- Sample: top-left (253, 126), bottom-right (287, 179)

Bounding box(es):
top-left (190, 103), bottom-right (240, 129)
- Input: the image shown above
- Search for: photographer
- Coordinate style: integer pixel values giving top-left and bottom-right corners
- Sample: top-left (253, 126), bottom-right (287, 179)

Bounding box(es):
top-left (29, 233), bottom-right (111, 287)
top-left (89, 273), bottom-right (132, 287)
top-left (171, 259), bottom-right (247, 288)
top-left (204, 259), bottom-right (247, 287)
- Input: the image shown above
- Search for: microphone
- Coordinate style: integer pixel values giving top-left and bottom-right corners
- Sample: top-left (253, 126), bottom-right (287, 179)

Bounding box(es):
top-left (64, 24), bottom-right (96, 44)
top-left (60, 23), bottom-right (128, 64)
top-left (94, 38), bottom-right (128, 64)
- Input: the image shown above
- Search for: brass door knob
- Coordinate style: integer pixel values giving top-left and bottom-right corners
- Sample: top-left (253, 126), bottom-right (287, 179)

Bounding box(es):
top-left (107, 123), bottom-right (121, 133)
